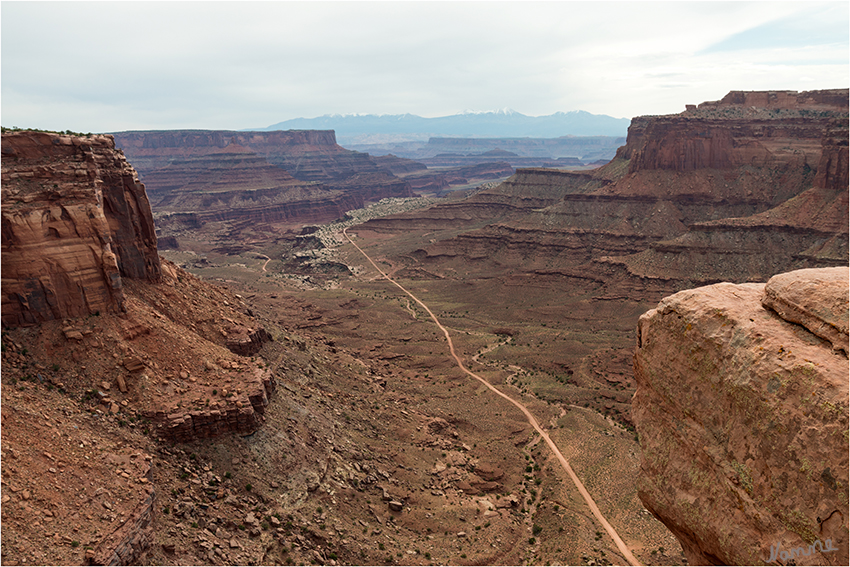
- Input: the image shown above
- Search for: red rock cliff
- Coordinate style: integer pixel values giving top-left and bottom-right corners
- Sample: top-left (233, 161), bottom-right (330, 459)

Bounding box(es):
top-left (110, 129), bottom-right (414, 229)
top-left (624, 89), bottom-right (847, 175)
top-left (112, 129), bottom-right (391, 183)
top-left (2, 131), bottom-right (161, 327)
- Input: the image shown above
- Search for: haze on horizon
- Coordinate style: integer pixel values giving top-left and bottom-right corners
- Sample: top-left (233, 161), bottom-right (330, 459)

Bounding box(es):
top-left (2, 1), bottom-right (848, 133)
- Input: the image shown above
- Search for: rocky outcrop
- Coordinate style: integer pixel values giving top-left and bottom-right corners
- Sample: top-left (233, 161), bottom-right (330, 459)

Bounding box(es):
top-left (761, 267), bottom-right (849, 354)
top-left (111, 130), bottom-right (349, 181)
top-left (633, 268), bottom-right (849, 565)
top-left (605, 107), bottom-right (849, 283)
top-left (625, 89), bottom-right (847, 174)
top-left (399, 161), bottom-right (514, 194)
top-left (144, 369), bottom-right (276, 443)
top-left (224, 324), bottom-right (272, 356)
top-left (1, 131), bottom-right (161, 327)
top-left (363, 167), bottom-right (600, 232)
top-left (89, 486), bottom-right (155, 566)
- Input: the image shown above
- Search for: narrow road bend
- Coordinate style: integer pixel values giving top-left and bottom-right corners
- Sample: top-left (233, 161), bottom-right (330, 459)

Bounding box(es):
top-left (256, 254), bottom-right (272, 273)
top-left (342, 228), bottom-right (641, 566)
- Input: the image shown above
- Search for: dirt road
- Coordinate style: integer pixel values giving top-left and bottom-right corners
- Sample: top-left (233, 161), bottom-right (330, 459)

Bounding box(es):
top-left (343, 227), bottom-right (641, 566)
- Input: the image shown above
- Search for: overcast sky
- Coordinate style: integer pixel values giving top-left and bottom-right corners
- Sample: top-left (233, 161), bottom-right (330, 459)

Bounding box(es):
top-left (2, 1), bottom-right (847, 132)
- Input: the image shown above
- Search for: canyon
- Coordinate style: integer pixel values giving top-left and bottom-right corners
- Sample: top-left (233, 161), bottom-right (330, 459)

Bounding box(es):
top-left (2, 88), bottom-right (847, 567)
top-left (348, 137), bottom-right (622, 168)
top-left (110, 129), bottom-right (514, 246)
top-left (339, 89), bottom-right (847, 426)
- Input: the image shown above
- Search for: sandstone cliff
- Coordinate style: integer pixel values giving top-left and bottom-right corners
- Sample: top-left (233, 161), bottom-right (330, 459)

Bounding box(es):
top-left (0, 131), bottom-right (287, 567)
top-left (387, 89), bottom-right (847, 286)
top-left (601, 94), bottom-right (849, 283)
top-left (2, 131), bottom-right (161, 327)
top-left (633, 267), bottom-right (849, 565)
top-left (110, 129), bottom-right (414, 230)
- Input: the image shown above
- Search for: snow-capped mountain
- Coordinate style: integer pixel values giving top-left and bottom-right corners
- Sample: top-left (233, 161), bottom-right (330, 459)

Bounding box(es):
top-left (256, 110), bottom-right (629, 141)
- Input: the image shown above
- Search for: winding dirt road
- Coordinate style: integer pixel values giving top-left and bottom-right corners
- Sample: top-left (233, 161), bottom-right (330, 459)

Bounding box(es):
top-left (256, 254), bottom-right (272, 272)
top-left (342, 227), bottom-right (641, 566)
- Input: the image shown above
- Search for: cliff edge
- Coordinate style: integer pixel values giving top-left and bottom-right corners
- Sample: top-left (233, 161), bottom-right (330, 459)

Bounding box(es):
top-left (2, 131), bottom-right (161, 327)
top-left (633, 267), bottom-right (849, 565)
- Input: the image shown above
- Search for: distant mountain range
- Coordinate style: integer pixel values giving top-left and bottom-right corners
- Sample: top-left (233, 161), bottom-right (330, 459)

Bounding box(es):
top-left (256, 109), bottom-right (630, 144)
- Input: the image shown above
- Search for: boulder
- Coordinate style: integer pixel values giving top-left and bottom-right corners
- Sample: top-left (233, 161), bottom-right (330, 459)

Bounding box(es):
top-left (762, 267), bottom-right (848, 354)
top-left (633, 269), bottom-right (848, 565)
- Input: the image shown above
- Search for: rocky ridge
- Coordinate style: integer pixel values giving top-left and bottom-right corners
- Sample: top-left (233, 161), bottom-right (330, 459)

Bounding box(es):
top-left (633, 267), bottom-right (848, 565)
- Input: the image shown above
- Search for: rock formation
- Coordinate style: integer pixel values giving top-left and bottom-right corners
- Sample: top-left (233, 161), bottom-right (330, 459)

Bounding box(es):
top-left (110, 129), bottom-right (415, 229)
top-left (633, 267), bottom-right (849, 565)
top-left (601, 91), bottom-right (849, 283)
top-left (394, 161), bottom-right (515, 195)
top-left (2, 131), bottom-right (161, 327)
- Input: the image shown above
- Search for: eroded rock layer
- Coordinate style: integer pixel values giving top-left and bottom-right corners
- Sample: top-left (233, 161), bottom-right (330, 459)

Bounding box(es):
top-left (2, 131), bottom-right (161, 327)
top-left (110, 129), bottom-right (414, 228)
top-left (633, 268), bottom-right (849, 565)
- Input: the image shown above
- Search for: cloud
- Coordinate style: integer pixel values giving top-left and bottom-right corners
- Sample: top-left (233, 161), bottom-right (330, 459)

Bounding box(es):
top-left (699, 3), bottom-right (849, 53)
top-left (2, 1), bottom-right (847, 132)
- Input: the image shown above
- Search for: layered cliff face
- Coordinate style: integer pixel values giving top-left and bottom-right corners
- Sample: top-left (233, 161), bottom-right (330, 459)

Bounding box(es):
top-left (381, 89), bottom-right (847, 285)
top-left (593, 90), bottom-right (848, 284)
top-left (1, 131), bottom-right (161, 327)
top-left (1, 131), bottom-right (288, 566)
top-left (111, 129), bottom-right (414, 230)
top-left (386, 161), bottom-right (515, 196)
top-left (633, 267), bottom-right (849, 565)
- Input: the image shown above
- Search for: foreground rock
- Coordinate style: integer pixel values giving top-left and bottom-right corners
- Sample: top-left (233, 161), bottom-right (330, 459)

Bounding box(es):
top-left (762, 267), bottom-right (849, 354)
top-left (633, 267), bottom-right (849, 565)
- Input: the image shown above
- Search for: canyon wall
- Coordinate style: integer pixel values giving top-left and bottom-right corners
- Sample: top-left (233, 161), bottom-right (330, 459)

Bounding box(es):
top-left (633, 267), bottom-right (848, 565)
top-left (347, 135), bottom-right (625, 165)
top-left (111, 130), bottom-right (414, 228)
top-left (404, 89), bottom-right (848, 285)
top-left (607, 112), bottom-right (849, 284)
top-left (1, 131), bottom-right (161, 327)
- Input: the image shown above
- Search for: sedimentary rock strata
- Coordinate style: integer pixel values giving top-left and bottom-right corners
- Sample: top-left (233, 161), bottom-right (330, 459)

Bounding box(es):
top-left (110, 129), bottom-right (415, 228)
top-left (144, 370), bottom-right (276, 443)
top-left (2, 131), bottom-right (161, 327)
top-left (633, 268), bottom-right (849, 565)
